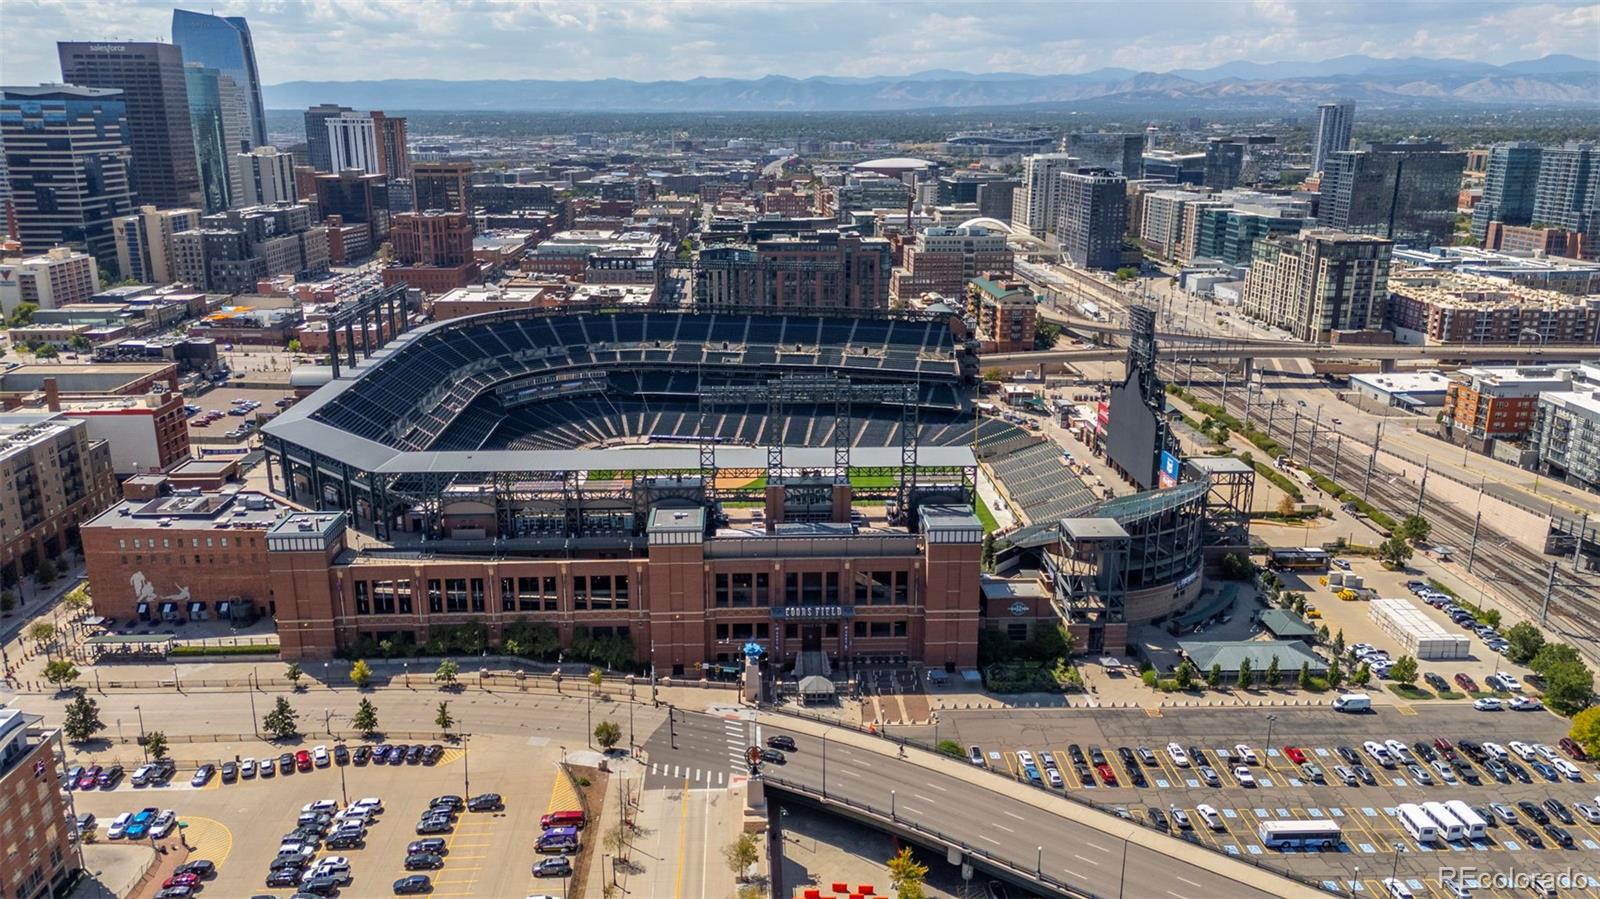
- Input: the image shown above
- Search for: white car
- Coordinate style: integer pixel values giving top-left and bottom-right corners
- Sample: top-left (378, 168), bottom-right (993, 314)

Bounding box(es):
top-left (1553, 759), bottom-right (1582, 781)
top-left (1482, 742), bottom-right (1509, 761)
top-left (1233, 744), bottom-right (1259, 765)
top-left (1472, 697), bottom-right (1502, 711)
top-left (1016, 750), bottom-right (1036, 769)
top-left (350, 797), bottom-right (383, 813)
top-left (1535, 743), bottom-right (1560, 762)
top-left (302, 799), bottom-right (339, 815)
top-left (1233, 765), bottom-right (1256, 787)
top-left (1488, 672), bottom-right (1522, 692)
top-left (1383, 877), bottom-right (1416, 899)
top-left (1509, 741), bottom-right (1538, 761)
top-left (1166, 742), bottom-right (1190, 767)
top-left (1384, 739), bottom-right (1411, 760)
top-left (150, 810), bottom-right (177, 838)
top-left (1195, 804), bottom-right (1225, 831)
top-left (277, 843), bottom-right (315, 860)
top-left (107, 812), bottom-right (133, 840)
top-left (1510, 696), bottom-right (1542, 711)
top-left (1575, 802), bottom-right (1600, 824)
top-left (1364, 741), bottom-right (1396, 767)
top-left (312, 745), bottom-right (331, 767)
top-left (1439, 877), bottom-right (1473, 899)
top-left (1168, 805), bottom-right (1192, 830)
top-left (1045, 767), bottom-right (1064, 788)
top-left (334, 807), bottom-right (374, 824)
top-left (1431, 760), bottom-right (1458, 784)
top-left (240, 758), bottom-right (256, 778)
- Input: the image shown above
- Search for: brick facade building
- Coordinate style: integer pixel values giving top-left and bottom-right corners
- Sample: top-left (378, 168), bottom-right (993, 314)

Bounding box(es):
top-left (0, 710), bottom-right (78, 899)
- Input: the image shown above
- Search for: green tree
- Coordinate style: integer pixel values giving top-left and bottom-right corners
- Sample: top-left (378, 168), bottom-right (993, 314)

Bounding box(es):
top-left (1174, 659), bottom-right (1195, 691)
top-left (1265, 655), bottom-right (1281, 687)
top-left (144, 730), bottom-right (169, 760)
top-left (1569, 707), bottom-right (1600, 757)
top-left (594, 719), bottom-right (622, 750)
top-left (435, 701), bottom-right (453, 735)
top-left (1206, 662), bottom-right (1223, 689)
top-left (262, 696), bottom-right (299, 739)
top-left (62, 690), bottom-right (103, 743)
top-left (1351, 662), bottom-right (1372, 686)
top-left (1235, 657), bottom-right (1253, 689)
top-left (351, 697), bottom-right (379, 736)
top-left (43, 659), bottom-right (79, 688)
top-left (887, 846), bottom-right (929, 899)
top-left (434, 658), bottom-right (460, 687)
top-left (1332, 629), bottom-right (1346, 656)
top-left (1389, 655), bottom-right (1419, 686)
top-left (1395, 514), bottom-right (1432, 545)
top-left (1115, 266), bottom-right (1138, 282)
top-left (62, 585), bottom-right (92, 614)
top-left (0, 591), bottom-right (14, 616)
top-left (981, 532), bottom-right (996, 571)
top-left (1478, 608), bottom-right (1502, 629)
top-left (284, 662), bottom-right (303, 689)
top-left (33, 559), bottom-right (57, 583)
top-left (1530, 642), bottom-right (1582, 676)
top-left (1377, 537), bottom-right (1414, 568)
top-left (28, 621), bottom-right (56, 646)
top-left (1541, 660), bottom-right (1595, 716)
top-left (981, 368), bottom-right (1004, 383)
top-left (1504, 622), bottom-right (1546, 665)
top-left (1298, 661), bottom-right (1314, 690)
top-left (588, 666), bottom-right (605, 695)
top-left (8, 302), bottom-right (38, 327)
top-left (32, 344), bottom-right (58, 360)
top-left (723, 833), bottom-right (760, 882)
top-left (287, 338), bottom-right (303, 354)
top-left (1316, 623), bottom-right (1330, 645)
top-left (350, 659), bottom-right (373, 689)
top-left (1276, 494), bottom-right (1297, 517)
top-left (1326, 658), bottom-right (1344, 689)
top-left (935, 739), bottom-right (965, 759)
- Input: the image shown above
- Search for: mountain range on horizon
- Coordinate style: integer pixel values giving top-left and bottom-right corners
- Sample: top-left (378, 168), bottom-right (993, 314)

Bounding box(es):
top-left (263, 53), bottom-right (1600, 112)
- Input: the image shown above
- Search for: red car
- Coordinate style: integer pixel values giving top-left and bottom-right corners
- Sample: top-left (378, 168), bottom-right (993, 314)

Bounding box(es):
top-left (1095, 763), bottom-right (1118, 786)
top-left (295, 750), bottom-right (312, 771)
top-left (162, 873), bottom-right (199, 889)
top-left (77, 766), bottom-right (102, 790)
top-left (1432, 737), bottom-right (1456, 761)
top-left (1559, 738), bottom-right (1589, 761)
top-left (1283, 746), bottom-right (1307, 765)
top-left (1454, 672), bottom-right (1479, 692)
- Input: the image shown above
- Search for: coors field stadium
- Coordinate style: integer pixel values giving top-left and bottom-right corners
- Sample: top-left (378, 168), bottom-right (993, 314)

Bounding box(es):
top-left (259, 292), bottom-right (1214, 666)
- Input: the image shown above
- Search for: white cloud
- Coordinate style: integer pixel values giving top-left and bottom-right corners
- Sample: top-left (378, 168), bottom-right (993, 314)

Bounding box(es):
top-left (0, 0), bottom-right (1593, 86)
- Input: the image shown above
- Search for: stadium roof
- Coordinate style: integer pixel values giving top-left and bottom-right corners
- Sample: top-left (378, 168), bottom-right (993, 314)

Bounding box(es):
top-left (852, 157), bottom-right (935, 171)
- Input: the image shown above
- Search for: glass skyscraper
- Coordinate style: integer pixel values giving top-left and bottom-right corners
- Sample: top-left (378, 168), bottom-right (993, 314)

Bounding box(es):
top-left (185, 65), bottom-right (233, 213)
top-left (172, 8), bottom-right (268, 148)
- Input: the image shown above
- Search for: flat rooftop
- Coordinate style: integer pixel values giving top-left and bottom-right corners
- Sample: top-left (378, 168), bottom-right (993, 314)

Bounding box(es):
top-left (85, 490), bottom-right (289, 531)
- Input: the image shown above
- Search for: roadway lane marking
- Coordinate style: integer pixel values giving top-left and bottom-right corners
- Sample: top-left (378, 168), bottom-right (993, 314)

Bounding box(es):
top-left (979, 835), bottom-right (1001, 845)
top-left (1176, 876), bottom-right (1203, 889)
top-left (842, 770), bottom-right (862, 778)
top-left (913, 794), bottom-right (936, 804)
top-left (926, 783), bottom-right (947, 792)
top-left (1061, 868), bottom-right (1083, 880)
top-left (994, 824), bottom-right (1014, 833)
top-left (672, 775), bottom-right (690, 899)
top-left (854, 760), bottom-right (873, 768)
top-left (1082, 840), bottom-right (1108, 853)
top-left (1004, 810), bottom-right (1025, 821)
top-left (1073, 854), bottom-right (1099, 866)
top-left (902, 806), bottom-right (924, 816)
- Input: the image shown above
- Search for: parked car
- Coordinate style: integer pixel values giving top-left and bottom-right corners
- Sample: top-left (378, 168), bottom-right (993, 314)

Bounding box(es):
top-left (353, 746), bottom-right (372, 765)
top-left (393, 874), bottom-right (432, 894)
top-left (467, 793), bottom-right (504, 812)
top-left (312, 745), bottom-right (330, 767)
top-left (533, 856), bottom-right (573, 877)
top-left (295, 750), bottom-right (313, 771)
top-left (190, 764), bottom-right (215, 787)
top-left (405, 853), bottom-right (445, 870)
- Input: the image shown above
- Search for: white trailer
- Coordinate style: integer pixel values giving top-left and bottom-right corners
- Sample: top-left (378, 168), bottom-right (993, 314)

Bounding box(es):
top-left (1396, 803), bottom-right (1439, 844)
top-left (1370, 598), bottom-right (1469, 660)
top-left (1421, 801), bottom-right (1466, 841)
top-left (1444, 800), bottom-right (1487, 840)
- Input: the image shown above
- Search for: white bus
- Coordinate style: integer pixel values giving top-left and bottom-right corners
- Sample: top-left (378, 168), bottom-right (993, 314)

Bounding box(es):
top-left (1421, 801), bottom-right (1465, 841)
top-left (1443, 800), bottom-right (1487, 840)
top-left (1258, 819), bottom-right (1341, 850)
top-left (1396, 803), bottom-right (1439, 844)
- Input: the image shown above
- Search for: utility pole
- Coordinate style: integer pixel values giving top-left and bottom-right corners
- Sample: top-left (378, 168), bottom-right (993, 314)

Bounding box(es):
top-left (1220, 370), bottom-right (1229, 415)
top-left (1288, 408), bottom-right (1301, 460)
top-left (1572, 513), bottom-right (1588, 572)
top-left (1305, 406), bottom-right (1322, 466)
top-left (1331, 433), bottom-right (1342, 482)
top-left (1541, 562), bottom-right (1556, 625)
top-left (1415, 458), bottom-right (1429, 517)
top-left (1363, 423), bottom-right (1382, 500)
top-left (1466, 510), bottom-right (1482, 575)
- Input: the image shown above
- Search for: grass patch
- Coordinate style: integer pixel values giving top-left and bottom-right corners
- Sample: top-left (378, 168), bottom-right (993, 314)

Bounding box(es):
top-left (1385, 683), bottom-right (1435, 701)
top-left (169, 643), bottom-right (279, 657)
top-left (849, 472), bottom-right (899, 489)
top-left (983, 659), bottom-right (1080, 693)
top-left (1433, 689), bottom-right (1465, 700)
top-left (973, 496), bottom-right (999, 533)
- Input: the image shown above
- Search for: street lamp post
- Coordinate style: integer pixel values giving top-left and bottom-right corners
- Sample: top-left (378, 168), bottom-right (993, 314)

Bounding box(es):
top-left (1265, 714), bottom-right (1278, 751)
top-left (1390, 842), bottom-right (1405, 883)
top-left (462, 732), bottom-right (471, 798)
top-left (134, 705), bottom-right (147, 762)
top-left (820, 727), bottom-right (834, 800)
top-left (1036, 845), bottom-right (1043, 877)
top-left (890, 789), bottom-right (896, 820)
top-left (1117, 838), bottom-right (1129, 899)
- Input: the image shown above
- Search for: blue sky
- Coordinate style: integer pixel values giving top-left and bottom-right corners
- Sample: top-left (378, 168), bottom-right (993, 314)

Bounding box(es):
top-left (2, 0), bottom-right (1596, 85)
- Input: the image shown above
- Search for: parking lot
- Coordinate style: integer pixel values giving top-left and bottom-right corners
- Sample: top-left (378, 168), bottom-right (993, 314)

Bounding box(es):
top-left (935, 705), bottom-right (1600, 898)
top-left (185, 386), bottom-right (296, 445)
top-left (62, 735), bottom-right (567, 899)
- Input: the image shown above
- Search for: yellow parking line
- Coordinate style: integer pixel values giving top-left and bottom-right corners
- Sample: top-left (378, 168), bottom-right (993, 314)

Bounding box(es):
top-left (1056, 748), bottom-right (1082, 789)
top-left (1108, 752), bottom-right (1137, 789)
top-left (1002, 751), bottom-right (1020, 778)
top-left (445, 854), bottom-right (486, 860)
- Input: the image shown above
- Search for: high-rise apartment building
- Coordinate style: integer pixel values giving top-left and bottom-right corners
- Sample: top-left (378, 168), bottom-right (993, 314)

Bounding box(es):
top-left (390, 211), bottom-right (474, 266)
top-left (326, 112), bottom-right (379, 174)
top-left (302, 103), bottom-right (350, 172)
top-left (1011, 153), bottom-right (1077, 239)
top-left (1241, 230), bottom-right (1392, 342)
top-left (371, 111), bottom-right (410, 180)
top-left (1203, 138), bottom-right (1246, 190)
top-left (172, 8), bottom-right (268, 147)
top-left (413, 161), bottom-right (472, 213)
top-left (1531, 143), bottom-right (1600, 260)
top-left (1065, 133), bottom-right (1144, 178)
top-left (1472, 142), bottom-right (1543, 241)
top-left (313, 170), bottom-right (391, 240)
top-left (237, 146), bottom-right (297, 206)
top-left (0, 411), bottom-right (116, 583)
top-left (0, 85), bottom-right (137, 273)
top-left (172, 202), bottom-right (330, 293)
top-left (57, 42), bottom-right (202, 209)
top-left (1311, 100), bottom-right (1355, 174)
top-left (183, 64), bottom-right (248, 212)
top-left (0, 247), bottom-right (99, 315)
top-left (113, 205), bottom-right (201, 284)
top-left (1056, 169), bottom-right (1128, 270)
top-left (1318, 142), bottom-right (1466, 246)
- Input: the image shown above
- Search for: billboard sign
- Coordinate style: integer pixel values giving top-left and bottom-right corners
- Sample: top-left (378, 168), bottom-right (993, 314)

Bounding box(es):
top-left (1158, 451), bottom-right (1181, 489)
top-left (1095, 401), bottom-right (1110, 433)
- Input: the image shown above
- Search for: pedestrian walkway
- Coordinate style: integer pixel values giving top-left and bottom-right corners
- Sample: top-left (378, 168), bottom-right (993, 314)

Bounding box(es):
top-left (178, 816), bottom-right (231, 866)
top-left (646, 761), bottom-right (729, 788)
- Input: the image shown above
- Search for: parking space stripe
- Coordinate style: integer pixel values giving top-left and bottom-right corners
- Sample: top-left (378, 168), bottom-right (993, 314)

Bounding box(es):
top-left (1057, 747), bottom-right (1083, 790)
top-left (1002, 751), bottom-right (1020, 779)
